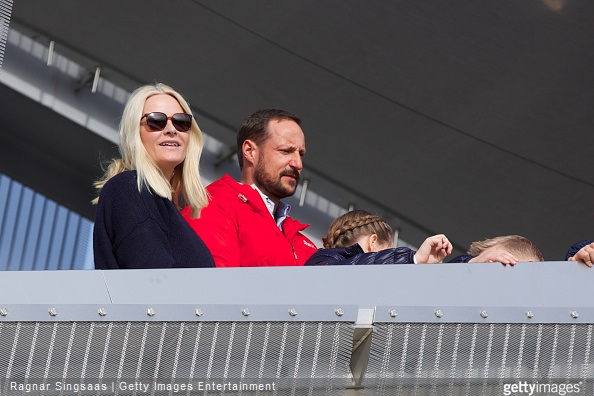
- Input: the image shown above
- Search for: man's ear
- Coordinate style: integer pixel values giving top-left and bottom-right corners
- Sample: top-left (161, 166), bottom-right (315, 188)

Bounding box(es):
top-left (242, 140), bottom-right (258, 167)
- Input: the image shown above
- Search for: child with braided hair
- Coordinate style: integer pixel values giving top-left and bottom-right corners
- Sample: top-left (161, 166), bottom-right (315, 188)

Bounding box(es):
top-left (304, 210), bottom-right (452, 266)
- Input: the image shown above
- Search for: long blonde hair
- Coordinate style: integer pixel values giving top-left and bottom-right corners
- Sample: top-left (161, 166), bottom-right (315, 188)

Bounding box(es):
top-left (324, 210), bottom-right (393, 249)
top-left (93, 83), bottom-right (208, 217)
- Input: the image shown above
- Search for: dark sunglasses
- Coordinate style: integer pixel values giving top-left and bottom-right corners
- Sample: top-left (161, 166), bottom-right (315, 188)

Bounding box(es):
top-left (140, 112), bottom-right (193, 132)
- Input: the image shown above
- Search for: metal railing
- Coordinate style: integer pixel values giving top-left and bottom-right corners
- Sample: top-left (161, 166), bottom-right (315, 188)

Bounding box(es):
top-left (0, 262), bottom-right (591, 395)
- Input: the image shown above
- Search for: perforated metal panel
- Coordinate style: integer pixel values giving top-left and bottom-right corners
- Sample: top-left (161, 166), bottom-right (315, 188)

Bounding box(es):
top-left (0, 321), bottom-right (354, 395)
top-left (365, 322), bottom-right (594, 395)
top-left (0, 0), bottom-right (12, 71)
top-left (3, 264), bottom-right (594, 395)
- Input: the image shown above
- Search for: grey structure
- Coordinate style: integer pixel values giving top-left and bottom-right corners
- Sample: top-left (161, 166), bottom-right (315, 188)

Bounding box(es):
top-left (3, 2), bottom-right (594, 260)
top-left (1, 3), bottom-right (594, 392)
top-left (0, 173), bottom-right (94, 270)
top-left (0, 262), bottom-right (593, 395)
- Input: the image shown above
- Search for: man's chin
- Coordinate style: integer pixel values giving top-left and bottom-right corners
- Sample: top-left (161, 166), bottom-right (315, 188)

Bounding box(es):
top-left (279, 184), bottom-right (297, 198)
top-left (282, 189), bottom-right (297, 198)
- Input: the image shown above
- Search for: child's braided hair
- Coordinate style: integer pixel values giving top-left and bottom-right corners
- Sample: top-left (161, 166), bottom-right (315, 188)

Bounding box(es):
top-left (323, 210), bottom-right (393, 249)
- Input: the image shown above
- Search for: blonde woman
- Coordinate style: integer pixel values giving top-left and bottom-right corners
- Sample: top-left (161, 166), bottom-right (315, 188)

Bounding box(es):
top-left (305, 210), bottom-right (451, 266)
top-left (93, 83), bottom-right (214, 269)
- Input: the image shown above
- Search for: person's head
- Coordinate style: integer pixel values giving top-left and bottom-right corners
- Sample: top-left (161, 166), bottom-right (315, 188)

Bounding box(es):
top-left (119, 83), bottom-right (200, 179)
top-left (324, 210), bottom-right (394, 252)
top-left (468, 235), bottom-right (544, 262)
top-left (95, 83), bottom-right (208, 217)
top-left (237, 109), bottom-right (305, 204)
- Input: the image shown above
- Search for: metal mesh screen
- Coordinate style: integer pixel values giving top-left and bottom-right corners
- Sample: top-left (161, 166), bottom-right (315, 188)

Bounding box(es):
top-left (0, 321), bottom-right (354, 395)
top-left (0, 0), bottom-right (11, 72)
top-left (365, 322), bottom-right (594, 395)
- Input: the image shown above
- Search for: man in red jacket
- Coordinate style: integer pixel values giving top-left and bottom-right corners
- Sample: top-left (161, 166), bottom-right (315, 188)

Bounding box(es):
top-left (183, 109), bottom-right (317, 267)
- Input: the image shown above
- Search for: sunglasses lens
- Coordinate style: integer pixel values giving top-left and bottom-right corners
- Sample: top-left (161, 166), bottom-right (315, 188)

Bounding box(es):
top-left (145, 113), bottom-right (168, 131)
top-left (142, 112), bottom-right (192, 132)
top-left (172, 114), bottom-right (192, 132)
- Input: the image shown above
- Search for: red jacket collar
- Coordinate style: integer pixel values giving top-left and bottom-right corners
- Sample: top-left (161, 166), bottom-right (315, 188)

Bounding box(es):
top-left (207, 175), bottom-right (310, 237)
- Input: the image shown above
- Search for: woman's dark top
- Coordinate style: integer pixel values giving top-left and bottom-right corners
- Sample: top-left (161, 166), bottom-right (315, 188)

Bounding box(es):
top-left (93, 170), bottom-right (214, 269)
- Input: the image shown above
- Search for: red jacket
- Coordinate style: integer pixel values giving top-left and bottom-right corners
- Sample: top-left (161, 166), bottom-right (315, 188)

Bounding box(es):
top-left (183, 175), bottom-right (317, 267)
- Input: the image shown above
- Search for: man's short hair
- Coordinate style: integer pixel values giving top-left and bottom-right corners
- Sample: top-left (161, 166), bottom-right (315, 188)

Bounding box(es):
top-left (236, 109), bottom-right (301, 170)
top-left (468, 235), bottom-right (544, 261)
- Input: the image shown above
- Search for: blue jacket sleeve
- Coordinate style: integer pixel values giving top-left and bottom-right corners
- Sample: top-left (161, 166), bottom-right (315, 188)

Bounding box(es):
top-left (448, 254), bottom-right (474, 263)
top-left (565, 240), bottom-right (594, 260)
top-left (304, 244), bottom-right (416, 265)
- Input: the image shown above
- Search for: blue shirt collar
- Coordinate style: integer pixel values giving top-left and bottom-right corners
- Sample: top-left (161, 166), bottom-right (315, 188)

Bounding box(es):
top-left (251, 184), bottom-right (291, 230)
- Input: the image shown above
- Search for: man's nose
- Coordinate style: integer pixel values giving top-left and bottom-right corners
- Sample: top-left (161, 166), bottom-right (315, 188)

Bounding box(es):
top-left (289, 154), bottom-right (303, 171)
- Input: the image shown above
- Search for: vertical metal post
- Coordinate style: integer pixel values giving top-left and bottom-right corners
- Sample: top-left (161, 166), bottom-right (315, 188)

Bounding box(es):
top-left (91, 67), bottom-right (101, 93)
top-left (46, 40), bottom-right (55, 66)
top-left (298, 179), bottom-right (309, 207)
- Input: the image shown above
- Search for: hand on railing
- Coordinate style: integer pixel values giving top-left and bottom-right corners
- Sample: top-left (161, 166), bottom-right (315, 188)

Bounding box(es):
top-left (468, 248), bottom-right (519, 266)
top-left (568, 242), bottom-right (594, 267)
